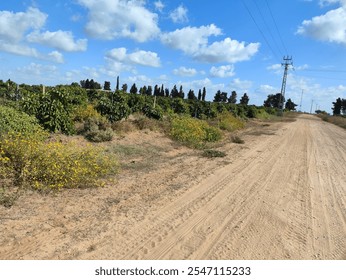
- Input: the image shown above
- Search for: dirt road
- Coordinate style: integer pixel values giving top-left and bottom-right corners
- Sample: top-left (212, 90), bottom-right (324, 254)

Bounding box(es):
top-left (1, 115), bottom-right (345, 259)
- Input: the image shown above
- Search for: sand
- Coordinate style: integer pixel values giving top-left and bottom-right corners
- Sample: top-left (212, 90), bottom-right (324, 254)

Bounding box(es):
top-left (1, 114), bottom-right (345, 259)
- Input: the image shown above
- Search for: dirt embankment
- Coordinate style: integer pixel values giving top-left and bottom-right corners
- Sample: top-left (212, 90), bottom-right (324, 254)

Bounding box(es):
top-left (1, 114), bottom-right (345, 260)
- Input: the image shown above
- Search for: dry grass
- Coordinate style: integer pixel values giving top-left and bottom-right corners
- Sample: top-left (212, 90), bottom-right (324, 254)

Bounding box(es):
top-left (319, 115), bottom-right (346, 129)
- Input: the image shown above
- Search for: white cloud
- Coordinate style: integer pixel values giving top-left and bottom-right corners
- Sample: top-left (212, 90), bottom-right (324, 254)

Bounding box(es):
top-left (266, 64), bottom-right (281, 71)
top-left (169, 5), bottom-right (188, 23)
top-left (27, 30), bottom-right (87, 52)
top-left (77, 0), bottom-right (160, 42)
top-left (195, 38), bottom-right (260, 63)
top-left (154, 1), bottom-right (165, 12)
top-left (17, 63), bottom-right (58, 76)
top-left (230, 78), bottom-right (253, 91)
top-left (161, 25), bottom-right (259, 63)
top-left (210, 65), bottom-right (235, 78)
top-left (106, 48), bottom-right (161, 67)
top-left (297, 5), bottom-right (346, 45)
top-left (161, 24), bottom-right (222, 54)
top-left (173, 66), bottom-right (197, 77)
top-left (0, 7), bottom-right (46, 42)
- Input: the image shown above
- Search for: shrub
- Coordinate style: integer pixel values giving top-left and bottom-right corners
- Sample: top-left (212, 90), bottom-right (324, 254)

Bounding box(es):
top-left (0, 105), bottom-right (45, 138)
top-left (83, 116), bottom-right (113, 142)
top-left (0, 132), bottom-right (118, 190)
top-left (231, 135), bottom-right (245, 144)
top-left (201, 149), bottom-right (226, 158)
top-left (170, 116), bottom-right (222, 148)
top-left (73, 104), bottom-right (102, 122)
top-left (217, 111), bottom-right (245, 132)
top-left (142, 104), bottom-right (164, 120)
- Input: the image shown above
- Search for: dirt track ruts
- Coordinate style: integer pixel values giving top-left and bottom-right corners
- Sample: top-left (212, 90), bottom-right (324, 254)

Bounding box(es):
top-left (90, 115), bottom-right (346, 259)
top-left (1, 114), bottom-right (345, 259)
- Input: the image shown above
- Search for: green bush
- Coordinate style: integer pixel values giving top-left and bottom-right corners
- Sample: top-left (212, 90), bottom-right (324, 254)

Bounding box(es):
top-left (217, 111), bottom-right (245, 132)
top-left (0, 105), bottom-right (45, 137)
top-left (170, 116), bottom-right (222, 148)
top-left (142, 104), bottom-right (164, 120)
top-left (0, 132), bottom-right (118, 190)
top-left (83, 116), bottom-right (113, 142)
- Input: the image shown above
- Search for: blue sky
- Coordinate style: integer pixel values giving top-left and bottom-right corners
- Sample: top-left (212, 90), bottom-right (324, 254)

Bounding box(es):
top-left (1, 0), bottom-right (346, 113)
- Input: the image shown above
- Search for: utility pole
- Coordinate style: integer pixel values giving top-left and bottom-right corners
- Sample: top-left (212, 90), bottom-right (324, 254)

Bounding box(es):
top-left (279, 56), bottom-right (293, 115)
top-left (310, 99), bottom-right (314, 114)
top-left (299, 89), bottom-right (304, 112)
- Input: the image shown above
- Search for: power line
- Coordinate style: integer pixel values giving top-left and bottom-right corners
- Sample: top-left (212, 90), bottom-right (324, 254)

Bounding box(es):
top-left (264, 0), bottom-right (289, 55)
top-left (241, 0), bottom-right (281, 62)
top-left (251, 0), bottom-right (285, 57)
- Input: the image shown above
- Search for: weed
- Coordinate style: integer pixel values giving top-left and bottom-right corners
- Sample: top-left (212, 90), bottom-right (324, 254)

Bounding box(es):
top-left (201, 149), bottom-right (226, 158)
top-left (231, 135), bottom-right (245, 144)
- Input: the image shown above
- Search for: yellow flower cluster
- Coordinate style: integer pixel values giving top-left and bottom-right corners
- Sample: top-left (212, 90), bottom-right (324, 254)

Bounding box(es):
top-left (217, 112), bottom-right (245, 132)
top-left (170, 116), bottom-right (222, 148)
top-left (0, 132), bottom-right (118, 190)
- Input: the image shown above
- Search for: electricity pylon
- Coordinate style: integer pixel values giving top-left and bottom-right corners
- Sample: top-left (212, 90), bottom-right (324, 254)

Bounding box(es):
top-left (279, 56), bottom-right (293, 115)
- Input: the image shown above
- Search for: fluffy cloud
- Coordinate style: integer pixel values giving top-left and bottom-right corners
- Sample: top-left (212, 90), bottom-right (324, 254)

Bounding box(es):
top-left (77, 0), bottom-right (160, 42)
top-left (173, 67), bottom-right (197, 77)
top-left (297, 4), bottom-right (346, 45)
top-left (154, 1), bottom-right (165, 12)
top-left (106, 48), bottom-right (161, 67)
top-left (0, 6), bottom-right (85, 63)
top-left (27, 30), bottom-right (87, 52)
top-left (161, 24), bottom-right (222, 54)
top-left (0, 7), bottom-right (46, 42)
top-left (210, 65), bottom-right (235, 78)
top-left (169, 5), bottom-right (188, 23)
top-left (161, 25), bottom-right (259, 63)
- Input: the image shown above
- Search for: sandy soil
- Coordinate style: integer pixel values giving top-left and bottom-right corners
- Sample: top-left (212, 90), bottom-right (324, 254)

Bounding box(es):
top-left (0, 114), bottom-right (345, 260)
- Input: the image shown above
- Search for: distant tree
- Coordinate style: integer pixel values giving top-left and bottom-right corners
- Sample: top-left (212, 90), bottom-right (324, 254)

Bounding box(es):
top-left (187, 89), bottom-right (196, 100)
top-left (171, 85), bottom-right (179, 98)
top-left (146, 85), bottom-right (153, 96)
top-left (154, 85), bottom-right (160, 96)
top-left (130, 83), bottom-right (138, 94)
top-left (122, 83), bottom-right (128, 93)
top-left (116, 76), bottom-right (120, 92)
top-left (85, 79), bottom-right (90, 89)
top-left (240, 93), bottom-right (249, 105)
top-left (214, 90), bottom-right (227, 103)
top-left (264, 93), bottom-right (284, 108)
top-left (202, 87), bottom-right (206, 101)
top-left (160, 84), bottom-right (165, 96)
top-left (178, 85), bottom-right (185, 99)
top-left (198, 89), bottom-right (202, 101)
top-left (104, 81), bottom-right (111, 91)
top-left (228, 90), bottom-right (237, 104)
top-left (165, 88), bottom-right (170, 97)
top-left (332, 97), bottom-right (342, 115)
top-left (285, 98), bottom-right (297, 111)
top-left (342, 99), bottom-right (346, 115)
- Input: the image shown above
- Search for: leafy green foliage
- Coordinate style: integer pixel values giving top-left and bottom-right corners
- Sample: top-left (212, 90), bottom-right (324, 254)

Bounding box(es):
top-left (0, 105), bottom-right (45, 137)
top-left (170, 115), bottom-right (222, 148)
top-left (96, 91), bottom-right (131, 122)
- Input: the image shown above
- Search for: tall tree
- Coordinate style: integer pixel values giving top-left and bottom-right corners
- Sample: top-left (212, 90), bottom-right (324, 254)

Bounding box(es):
top-left (154, 85), bottom-right (160, 96)
top-left (214, 90), bottom-right (227, 102)
top-left (202, 87), bottom-right (206, 101)
top-left (171, 85), bottom-right (179, 98)
top-left (122, 83), bottom-right (128, 93)
top-left (104, 81), bottom-right (111, 91)
top-left (116, 76), bottom-right (120, 92)
top-left (187, 89), bottom-right (196, 100)
top-left (130, 83), bottom-right (138, 94)
top-left (285, 98), bottom-right (297, 111)
top-left (198, 89), bottom-right (202, 101)
top-left (178, 85), bottom-right (185, 99)
top-left (264, 93), bottom-right (284, 108)
top-left (332, 97), bottom-right (343, 115)
top-left (240, 93), bottom-right (249, 105)
top-left (228, 90), bottom-right (237, 104)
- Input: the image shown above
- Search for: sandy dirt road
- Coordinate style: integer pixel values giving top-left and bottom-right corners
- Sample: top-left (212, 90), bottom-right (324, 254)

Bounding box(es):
top-left (1, 115), bottom-right (345, 259)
